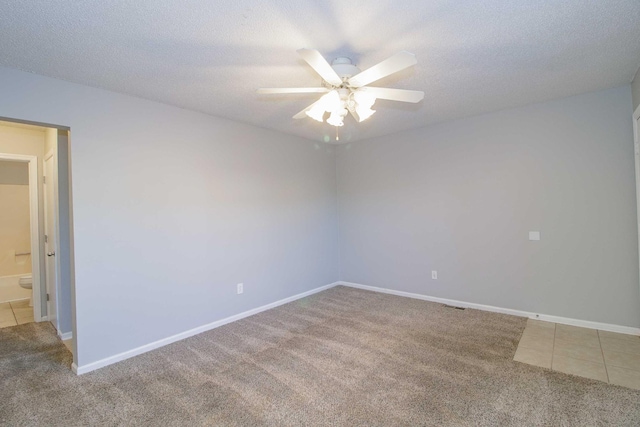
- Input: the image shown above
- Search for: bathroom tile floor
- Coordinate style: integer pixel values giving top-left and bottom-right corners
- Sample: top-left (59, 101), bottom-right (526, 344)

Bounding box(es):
top-left (0, 299), bottom-right (34, 328)
top-left (514, 318), bottom-right (640, 390)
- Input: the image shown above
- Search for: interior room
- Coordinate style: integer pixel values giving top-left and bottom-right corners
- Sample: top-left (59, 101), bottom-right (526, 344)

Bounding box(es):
top-left (0, 1), bottom-right (639, 425)
top-left (0, 159), bottom-right (33, 325)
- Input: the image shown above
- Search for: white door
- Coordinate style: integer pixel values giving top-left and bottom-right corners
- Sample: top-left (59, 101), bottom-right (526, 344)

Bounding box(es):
top-left (44, 154), bottom-right (58, 329)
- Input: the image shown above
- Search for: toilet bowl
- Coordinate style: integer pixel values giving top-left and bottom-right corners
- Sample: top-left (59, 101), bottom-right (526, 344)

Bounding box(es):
top-left (18, 275), bottom-right (33, 306)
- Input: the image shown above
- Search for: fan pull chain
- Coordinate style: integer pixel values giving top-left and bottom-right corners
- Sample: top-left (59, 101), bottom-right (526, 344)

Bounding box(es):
top-left (336, 127), bottom-right (339, 141)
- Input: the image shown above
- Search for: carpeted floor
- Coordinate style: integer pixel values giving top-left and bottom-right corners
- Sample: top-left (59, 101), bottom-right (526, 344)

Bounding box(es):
top-left (1, 286), bottom-right (639, 426)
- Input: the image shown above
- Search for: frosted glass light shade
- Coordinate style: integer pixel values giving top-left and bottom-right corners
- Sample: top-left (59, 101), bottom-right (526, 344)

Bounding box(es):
top-left (327, 107), bottom-right (348, 127)
top-left (356, 106), bottom-right (376, 122)
top-left (353, 91), bottom-right (376, 108)
top-left (319, 90), bottom-right (341, 111)
top-left (353, 91), bottom-right (376, 122)
top-left (305, 90), bottom-right (377, 126)
top-left (306, 104), bottom-right (325, 122)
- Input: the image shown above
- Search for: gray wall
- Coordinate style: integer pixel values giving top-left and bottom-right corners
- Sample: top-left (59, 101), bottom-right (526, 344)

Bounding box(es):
top-left (633, 67), bottom-right (640, 112)
top-left (0, 66), bottom-right (339, 367)
top-left (337, 85), bottom-right (640, 328)
top-left (55, 130), bottom-right (73, 337)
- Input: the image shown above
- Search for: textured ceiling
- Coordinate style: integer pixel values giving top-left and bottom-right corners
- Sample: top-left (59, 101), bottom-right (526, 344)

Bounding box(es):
top-left (1, 1), bottom-right (639, 143)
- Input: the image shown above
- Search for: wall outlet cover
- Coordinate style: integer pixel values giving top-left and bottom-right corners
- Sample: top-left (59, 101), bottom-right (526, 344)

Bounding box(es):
top-left (237, 283), bottom-right (243, 294)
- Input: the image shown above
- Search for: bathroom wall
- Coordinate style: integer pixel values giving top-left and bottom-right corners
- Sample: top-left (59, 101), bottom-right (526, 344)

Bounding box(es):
top-left (45, 127), bottom-right (56, 154)
top-left (0, 160), bottom-right (28, 184)
top-left (0, 160), bottom-right (32, 303)
top-left (0, 160), bottom-right (31, 276)
top-left (0, 123), bottom-right (46, 311)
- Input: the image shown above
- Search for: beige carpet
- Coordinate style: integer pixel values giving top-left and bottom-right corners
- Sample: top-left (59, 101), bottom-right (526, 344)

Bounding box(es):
top-left (1, 286), bottom-right (639, 426)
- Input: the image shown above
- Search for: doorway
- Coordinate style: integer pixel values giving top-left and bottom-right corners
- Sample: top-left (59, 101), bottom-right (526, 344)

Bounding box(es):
top-left (0, 117), bottom-right (75, 361)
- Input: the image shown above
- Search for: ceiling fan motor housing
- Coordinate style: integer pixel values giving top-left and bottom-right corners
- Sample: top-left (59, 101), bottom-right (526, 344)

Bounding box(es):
top-left (331, 57), bottom-right (360, 82)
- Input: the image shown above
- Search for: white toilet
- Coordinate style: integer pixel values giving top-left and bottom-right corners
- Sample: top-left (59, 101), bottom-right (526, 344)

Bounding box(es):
top-left (18, 275), bottom-right (33, 307)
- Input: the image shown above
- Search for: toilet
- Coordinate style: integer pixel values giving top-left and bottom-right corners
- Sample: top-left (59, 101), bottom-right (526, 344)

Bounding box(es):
top-left (18, 275), bottom-right (33, 307)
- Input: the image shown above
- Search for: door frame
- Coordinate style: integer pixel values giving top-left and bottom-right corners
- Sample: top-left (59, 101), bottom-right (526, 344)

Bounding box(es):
top-left (44, 149), bottom-right (62, 331)
top-left (0, 152), bottom-right (43, 321)
top-left (634, 104), bottom-right (640, 297)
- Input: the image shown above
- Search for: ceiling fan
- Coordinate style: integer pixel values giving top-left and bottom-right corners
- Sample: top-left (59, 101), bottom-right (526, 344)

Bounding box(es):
top-left (257, 49), bottom-right (424, 127)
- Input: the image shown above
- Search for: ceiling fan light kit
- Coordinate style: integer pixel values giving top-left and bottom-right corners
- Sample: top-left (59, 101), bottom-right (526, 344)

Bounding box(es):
top-left (257, 49), bottom-right (424, 128)
top-left (305, 87), bottom-right (371, 127)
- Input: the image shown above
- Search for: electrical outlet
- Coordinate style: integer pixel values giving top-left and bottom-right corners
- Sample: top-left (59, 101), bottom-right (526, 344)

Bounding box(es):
top-left (237, 283), bottom-right (243, 294)
top-left (431, 270), bottom-right (437, 280)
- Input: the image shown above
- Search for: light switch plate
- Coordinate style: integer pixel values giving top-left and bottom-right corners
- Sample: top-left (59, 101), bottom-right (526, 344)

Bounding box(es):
top-left (529, 231), bottom-right (541, 241)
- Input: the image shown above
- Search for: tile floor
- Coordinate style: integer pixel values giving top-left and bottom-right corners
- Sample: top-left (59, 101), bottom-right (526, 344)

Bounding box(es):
top-left (514, 319), bottom-right (640, 390)
top-left (0, 299), bottom-right (34, 328)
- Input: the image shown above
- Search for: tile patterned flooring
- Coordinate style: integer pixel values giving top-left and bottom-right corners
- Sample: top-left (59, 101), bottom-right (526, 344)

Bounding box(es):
top-left (0, 299), bottom-right (34, 328)
top-left (514, 319), bottom-right (640, 390)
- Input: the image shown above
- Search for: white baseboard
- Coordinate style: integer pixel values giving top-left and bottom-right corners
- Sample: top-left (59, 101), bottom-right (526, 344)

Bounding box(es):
top-left (339, 281), bottom-right (640, 336)
top-left (58, 331), bottom-right (72, 340)
top-left (74, 282), bottom-right (340, 375)
top-left (73, 280), bottom-right (640, 375)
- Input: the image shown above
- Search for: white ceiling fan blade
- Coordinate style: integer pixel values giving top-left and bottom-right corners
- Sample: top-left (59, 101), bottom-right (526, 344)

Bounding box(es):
top-left (297, 49), bottom-right (343, 87)
top-left (257, 87), bottom-right (330, 94)
top-left (348, 51), bottom-right (417, 88)
top-left (293, 99), bottom-right (322, 119)
top-left (359, 87), bottom-right (424, 103)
